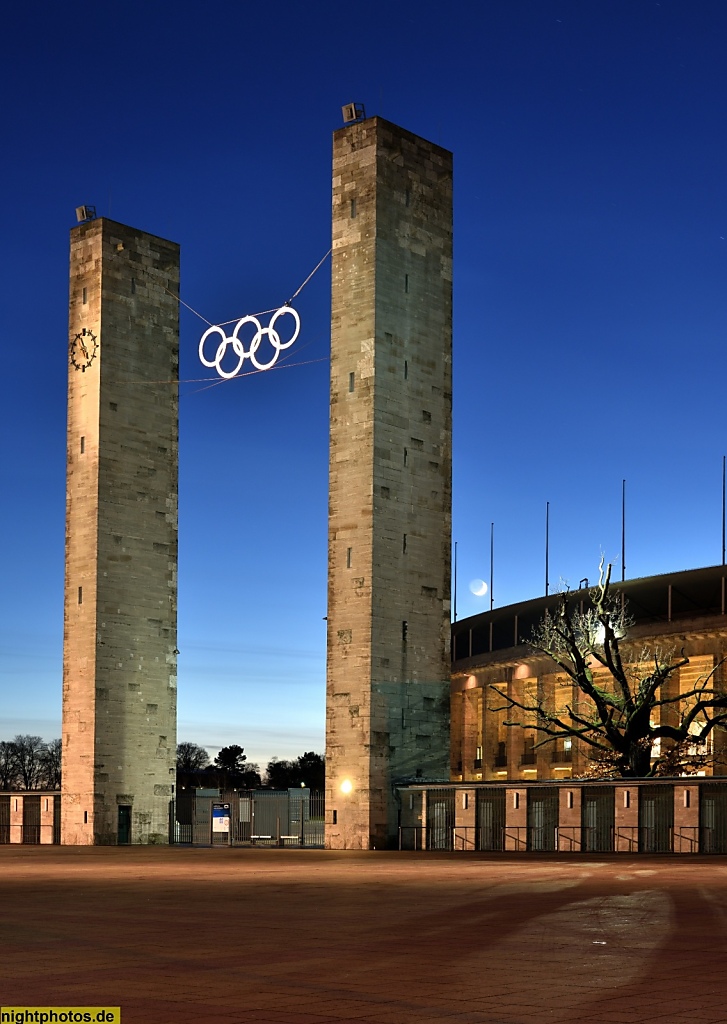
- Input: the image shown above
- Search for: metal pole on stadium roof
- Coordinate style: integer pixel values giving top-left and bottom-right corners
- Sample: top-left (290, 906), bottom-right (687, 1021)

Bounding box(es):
top-left (490, 522), bottom-right (494, 611)
top-left (722, 456), bottom-right (725, 566)
top-left (622, 479), bottom-right (626, 582)
top-left (545, 501), bottom-right (550, 597)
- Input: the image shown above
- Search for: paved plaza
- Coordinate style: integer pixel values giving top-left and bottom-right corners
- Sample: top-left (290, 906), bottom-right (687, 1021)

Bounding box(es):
top-left (2, 847), bottom-right (726, 1024)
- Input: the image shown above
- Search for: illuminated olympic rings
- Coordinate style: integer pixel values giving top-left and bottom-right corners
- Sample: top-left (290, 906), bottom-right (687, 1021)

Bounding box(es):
top-left (198, 305), bottom-right (301, 379)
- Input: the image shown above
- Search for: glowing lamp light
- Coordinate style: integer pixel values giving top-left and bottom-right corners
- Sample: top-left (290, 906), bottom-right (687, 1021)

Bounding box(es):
top-left (340, 779), bottom-right (353, 795)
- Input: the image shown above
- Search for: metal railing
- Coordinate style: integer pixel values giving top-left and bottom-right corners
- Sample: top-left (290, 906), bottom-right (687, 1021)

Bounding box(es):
top-left (616, 826), bottom-right (675, 853)
top-left (398, 826), bottom-right (425, 850)
top-left (453, 826), bottom-right (477, 850)
top-left (674, 826), bottom-right (699, 853)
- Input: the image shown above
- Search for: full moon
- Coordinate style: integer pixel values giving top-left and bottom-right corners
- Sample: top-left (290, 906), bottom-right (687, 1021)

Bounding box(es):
top-left (469, 579), bottom-right (488, 597)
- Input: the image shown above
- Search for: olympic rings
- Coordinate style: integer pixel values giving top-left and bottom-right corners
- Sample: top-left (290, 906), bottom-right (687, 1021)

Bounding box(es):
top-left (198, 305), bottom-right (301, 379)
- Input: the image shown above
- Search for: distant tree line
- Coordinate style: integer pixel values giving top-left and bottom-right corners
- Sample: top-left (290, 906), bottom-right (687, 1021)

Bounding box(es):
top-left (176, 742), bottom-right (324, 791)
top-left (0, 734), bottom-right (324, 792)
top-left (0, 736), bottom-right (62, 790)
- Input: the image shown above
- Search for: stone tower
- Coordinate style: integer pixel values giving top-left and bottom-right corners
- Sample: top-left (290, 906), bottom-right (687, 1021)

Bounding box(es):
top-left (62, 217), bottom-right (179, 845)
top-left (326, 117), bottom-right (453, 849)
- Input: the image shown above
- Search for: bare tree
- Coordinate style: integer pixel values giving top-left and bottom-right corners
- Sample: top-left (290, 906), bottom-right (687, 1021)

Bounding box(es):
top-left (491, 560), bottom-right (727, 778)
top-left (0, 741), bottom-right (19, 790)
top-left (39, 739), bottom-right (62, 789)
top-left (12, 735), bottom-right (47, 789)
top-left (176, 742), bottom-right (210, 773)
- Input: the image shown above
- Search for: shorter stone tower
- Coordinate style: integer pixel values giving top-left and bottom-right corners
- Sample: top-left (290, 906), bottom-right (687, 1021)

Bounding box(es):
top-left (326, 118), bottom-right (453, 849)
top-left (62, 217), bottom-right (179, 845)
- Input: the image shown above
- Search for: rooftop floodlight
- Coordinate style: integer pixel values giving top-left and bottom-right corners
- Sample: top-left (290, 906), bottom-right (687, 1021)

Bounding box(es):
top-left (75, 205), bottom-right (97, 224)
top-left (341, 102), bottom-right (366, 125)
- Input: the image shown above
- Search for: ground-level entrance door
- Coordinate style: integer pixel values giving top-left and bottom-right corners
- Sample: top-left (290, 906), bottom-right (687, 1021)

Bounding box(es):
top-left (581, 786), bottom-right (614, 852)
top-left (639, 786), bottom-right (673, 852)
top-left (527, 788), bottom-right (558, 851)
top-left (22, 795), bottom-right (40, 844)
top-left (426, 789), bottom-right (454, 850)
top-left (118, 805), bottom-right (131, 845)
top-left (700, 784), bottom-right (727, 853)
top-left (476, 788), bottom-right (505, 850)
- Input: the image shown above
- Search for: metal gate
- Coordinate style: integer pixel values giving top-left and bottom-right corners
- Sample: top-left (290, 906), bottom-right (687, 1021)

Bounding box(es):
top-left (527, 787), bottom-right (558, 851)
top-left (639, 785), bottom-right (673, 852)
top-left (476, 788), bottom-right (505, 851)
top-left (700, 784), bottom-right (727, 853)
top-left (581, 786), bottom-right (614, 852)
top-left (171, 789), bottom-right (324, 846)
top-left (426, 789), bottom-right (455, 850)
top-left (0, 795), bottom-right (9, 844)
top-left (22, 794), bottom-right (41, 844)
top-left (193, 795), bottom-right (213, 845)
top-left (53, 795), bottom-right (61, 844)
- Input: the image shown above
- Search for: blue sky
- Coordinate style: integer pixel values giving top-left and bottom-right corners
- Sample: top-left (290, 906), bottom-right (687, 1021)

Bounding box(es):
top-left (1, 1), bottom-right (726, 767)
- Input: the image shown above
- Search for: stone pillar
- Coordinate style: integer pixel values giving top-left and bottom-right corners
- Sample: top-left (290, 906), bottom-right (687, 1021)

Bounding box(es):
top-left (614, 785), bottom-right (638, 852)
top-left (505, 787), bottom-right (527, 851)
top-left (62, 218), bottom-right (179, 845)
top-left (10, 796), bottom-right (22, 844)
top-left (326, 117), bottom-right (453, 849)
top-left (455, 788), bottom-right (476, 850)
top-left (40, 795), bottom-right (54, 844)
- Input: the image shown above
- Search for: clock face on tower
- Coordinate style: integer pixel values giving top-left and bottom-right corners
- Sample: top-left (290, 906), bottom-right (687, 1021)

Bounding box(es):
top-left (69, 328), bottom-right (98, 372)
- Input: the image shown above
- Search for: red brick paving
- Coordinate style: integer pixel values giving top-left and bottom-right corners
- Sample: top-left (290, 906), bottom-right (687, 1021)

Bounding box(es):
top-left (1, 848), bottom-right (727, 1024)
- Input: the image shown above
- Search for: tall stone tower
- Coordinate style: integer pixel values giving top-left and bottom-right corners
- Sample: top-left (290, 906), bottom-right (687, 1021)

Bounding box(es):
top-left (62, 217), bottom-right (179, 845)
top-left (326, 117), bottom-right (453, 849)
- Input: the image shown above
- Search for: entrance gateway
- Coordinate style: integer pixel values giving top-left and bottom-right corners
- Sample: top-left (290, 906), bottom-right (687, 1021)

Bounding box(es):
top-left (61, 115), bottom-right (451, 847)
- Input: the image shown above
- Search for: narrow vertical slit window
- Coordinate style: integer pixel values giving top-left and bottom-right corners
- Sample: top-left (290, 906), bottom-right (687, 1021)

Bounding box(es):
top-left (80, 436), bottom-right (85, 454)
top-left (84, 811), bottom-right (88, 824)
top-left (405, 188), bottom-right (411, 207)
top-left (348, 371), bottom-right (355, 393)
top-left (131, 277), bottom-right (136, 294)
top-left (350, 198), bottom-right (357, 218)
top-left (403, 447), bottom-right (408, 466)
top-left (404, 360), bottom-right (408, 379)
top-left (403, 534), bottom-right (407, 554)
top-left (78, 586), bottom-right (83, 605)
top-left (404, 274), bottom-right (409, 293)
top-left (346, 547), bottom-right (352, 569)
top-left (82, 287), bottom-right (87, 304)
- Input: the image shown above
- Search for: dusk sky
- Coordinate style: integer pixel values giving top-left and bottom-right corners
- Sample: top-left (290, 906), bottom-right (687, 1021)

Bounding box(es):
top-left (1, 1), bottom-right (725, 768)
